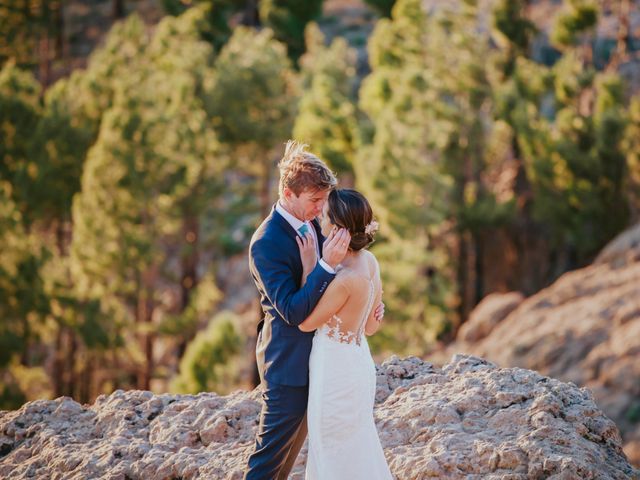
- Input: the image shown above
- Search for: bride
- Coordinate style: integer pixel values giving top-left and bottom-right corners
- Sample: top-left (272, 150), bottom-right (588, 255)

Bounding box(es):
top-left (296, 188), bottom-right (393, 480)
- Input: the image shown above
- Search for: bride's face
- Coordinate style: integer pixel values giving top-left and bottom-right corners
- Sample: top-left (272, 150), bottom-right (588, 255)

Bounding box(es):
top-left (320, 202), bottom-right (336, 237)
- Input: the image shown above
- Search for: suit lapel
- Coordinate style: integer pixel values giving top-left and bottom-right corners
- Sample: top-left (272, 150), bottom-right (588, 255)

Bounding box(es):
top-left (269, 206), bottom-right (304, 275)
top-left (270, 204), bottom-right (325, 259)
top-left (271, 205), bottom-right (299, 238)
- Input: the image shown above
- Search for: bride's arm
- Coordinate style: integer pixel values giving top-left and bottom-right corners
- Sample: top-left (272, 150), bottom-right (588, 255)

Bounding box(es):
top-left (298, 277), bottom-right (350, 332)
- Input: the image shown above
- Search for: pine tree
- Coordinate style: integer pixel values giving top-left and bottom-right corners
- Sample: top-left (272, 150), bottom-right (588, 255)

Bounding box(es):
top-left (293, 23), bottom-right (358, 180)
top-left (0, 183), bottom-right (50, 408)
top-left (624, 97), bottom-right (640, 221)
top-left (363, 0), bottom-right (396, 18)
top-left (520, 54), bottom-right (630, 259)
top-left (205, 26), bottom-right (297, 220)
top-left (259, 0), bottom-right (324, 61)
top-left (28, 77), bottom-right (93, 232)
top-left (71, 12), bottom-right (226, 391)
top-left (509, 0), bottom-right (630, 263)
top-left (161, 0), bottom-right (258, 52)
top-left (0, 0), bottom-right (65, 86)
top-left (0, 61), bottom-right (42, 222)
top-left (357, 0), bottom-right (458, 350)
top-left (171, 311), bottom-right (243, 395)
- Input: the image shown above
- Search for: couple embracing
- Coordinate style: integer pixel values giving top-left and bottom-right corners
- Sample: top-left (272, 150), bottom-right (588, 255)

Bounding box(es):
top-left (243, 141), bottom-right (393, 480)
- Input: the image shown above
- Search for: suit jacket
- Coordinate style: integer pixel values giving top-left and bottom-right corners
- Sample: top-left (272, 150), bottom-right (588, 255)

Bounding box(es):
top-left (249, 205), bottom-right (335, 386)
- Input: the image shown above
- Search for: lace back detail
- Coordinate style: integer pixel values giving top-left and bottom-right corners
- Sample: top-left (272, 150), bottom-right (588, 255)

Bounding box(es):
top-left (321, 277), bottom-right (375, 346)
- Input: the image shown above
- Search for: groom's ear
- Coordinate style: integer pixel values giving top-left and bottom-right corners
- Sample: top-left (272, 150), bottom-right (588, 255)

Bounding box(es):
top-left (282, 187), bottom-right (296, 200)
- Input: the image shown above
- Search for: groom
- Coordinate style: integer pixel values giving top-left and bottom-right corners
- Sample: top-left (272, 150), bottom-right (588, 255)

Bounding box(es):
top-left (244, 141), bottom-right (382, 479)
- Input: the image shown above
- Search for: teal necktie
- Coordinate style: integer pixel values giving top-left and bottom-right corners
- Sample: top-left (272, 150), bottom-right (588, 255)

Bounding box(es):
top-left (298, 223), bottom-right (309, 236)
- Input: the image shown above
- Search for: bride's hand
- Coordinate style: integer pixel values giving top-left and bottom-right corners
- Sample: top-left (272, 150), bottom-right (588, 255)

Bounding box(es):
top-left (296, 233), bottom-right (317, 284)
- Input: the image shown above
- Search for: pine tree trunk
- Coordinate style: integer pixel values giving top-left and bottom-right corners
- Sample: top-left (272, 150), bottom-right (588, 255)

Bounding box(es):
top-left (241, 0), bottom-right (260, 27)
top-left (112, 0), bottom-right (126, 20)
top-left (52, 326), bottom-right (64, 397)
top-left (137, 291), bottom-right (154, 391)
top-left (112, 348), bottom-right (121, 390)
top-left (137, 258), bottom-right (157, 391)
top-left (65, 329), bottom-right (77, 397)
top-left (177, 216), bottom-right (199, 360)
top-left (79, 352), bottom-right (92, 404)
top-left (509, 134), bottom-right (552, 294)
top-left (144, 311), bottom-right (153, 391)
top-left (456, 230), bottom-right (470, 322)
top-left (38, 32), bottom-right (51, 88)
top-left (473, 231), bottom-right (484, 306)
top-left (20, 317), bottom-right (30, 366)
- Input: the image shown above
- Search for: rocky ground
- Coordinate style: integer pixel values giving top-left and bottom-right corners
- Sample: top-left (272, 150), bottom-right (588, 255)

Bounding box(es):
top-left (431, 224), bottom-right (640, 468)
top-left (1, 355), bottom-right (637, 479)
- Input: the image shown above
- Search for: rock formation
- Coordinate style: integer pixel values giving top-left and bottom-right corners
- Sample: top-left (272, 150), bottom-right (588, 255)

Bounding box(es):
top-left (456, 292), bottom-right (525, 343)
top-left (434, 224), bottom-right (640, 467)
top-left (1, 355), bottom-right (637, 479)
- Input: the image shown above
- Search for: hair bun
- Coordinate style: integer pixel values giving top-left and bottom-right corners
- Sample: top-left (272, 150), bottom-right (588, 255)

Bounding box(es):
top-left (349, 231), bottom-right (374, 251)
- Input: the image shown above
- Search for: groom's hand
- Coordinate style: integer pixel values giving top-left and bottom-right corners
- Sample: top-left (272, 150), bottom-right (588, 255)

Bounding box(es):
top-left (322, 227), bottom-right (351, 269)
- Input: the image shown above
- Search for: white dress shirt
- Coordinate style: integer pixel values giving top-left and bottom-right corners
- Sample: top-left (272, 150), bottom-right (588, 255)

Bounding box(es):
top-left (276, 202), bottom-right (335, 274)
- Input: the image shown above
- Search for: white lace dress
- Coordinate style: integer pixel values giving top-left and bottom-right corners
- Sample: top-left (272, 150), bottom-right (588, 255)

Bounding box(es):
top-left (305, 273), bottom-right (393, 480)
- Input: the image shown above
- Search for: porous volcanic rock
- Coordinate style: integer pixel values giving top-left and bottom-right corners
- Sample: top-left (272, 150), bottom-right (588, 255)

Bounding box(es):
top-left (1, 355), bottom-right (637, 479)
top-left (436, 224), bottom-right (640, 466)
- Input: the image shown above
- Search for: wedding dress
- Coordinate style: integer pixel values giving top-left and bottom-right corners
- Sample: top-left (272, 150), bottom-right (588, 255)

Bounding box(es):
top-left (305, 264), bottom-right (393, 480)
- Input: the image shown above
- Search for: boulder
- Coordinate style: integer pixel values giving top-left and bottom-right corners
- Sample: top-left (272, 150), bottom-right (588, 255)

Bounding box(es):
top-left (457, 292), bottom-right (525, 343)
top-left (439, 224), bottom-right (640, 466)
top-left (1, 355), bottom-right (637, 479)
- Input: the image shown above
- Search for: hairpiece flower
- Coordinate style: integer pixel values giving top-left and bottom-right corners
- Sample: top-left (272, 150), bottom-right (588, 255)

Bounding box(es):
top-left (364, 220), bottom-right (379, 236)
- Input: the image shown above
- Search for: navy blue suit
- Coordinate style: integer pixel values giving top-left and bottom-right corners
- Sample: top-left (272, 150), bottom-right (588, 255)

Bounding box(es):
top-left (245, 206), bottom-right (335, 479)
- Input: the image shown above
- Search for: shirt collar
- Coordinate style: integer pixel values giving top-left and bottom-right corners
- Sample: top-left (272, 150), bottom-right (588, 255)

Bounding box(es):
top-left (275, 201), bottom-right (307, 233)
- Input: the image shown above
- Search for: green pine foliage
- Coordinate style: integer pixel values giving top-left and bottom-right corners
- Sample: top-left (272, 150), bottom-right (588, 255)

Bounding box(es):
top-left (624, 98), bottom-right (640, 220)
top-left (551, 0), bottom-right (598, 50)
top-left (358, 0), bottom-right (501, 348)
top-left (0, 185), bottom-right (30, 369)
top-left (519, 55), bottom-right (630, 257)
top-left (27, 80), bottom-right (94, 225)
top-left (0, 184), bottom-right (51, 408)
top-left (161, 0), bottom-right (250, 52)
top-left (293, 23), bottom-right (358, 178)
top-left (259, 0), bottom-right (324, 61)
top-left (0, 0), bottom-right (62, 69)
top-left (358, 0), bottom-right (453, 348)
top-left (0, 61), bottom-right (42, 221)
top-left (206, 27), bottom-right (295, 147)
top-left (205, 26), bottom-right (297, 218)
top-left (363, 0), bottom-right (396, 18)
top-left (171, 311), bottom-right (243, 395)
top-left (497, 2), bottom-right (630, 262)
top-left (71, 11), bottom-right (229, 390)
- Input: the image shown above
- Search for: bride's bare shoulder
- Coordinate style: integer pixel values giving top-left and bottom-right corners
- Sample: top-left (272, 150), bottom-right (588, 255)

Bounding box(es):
top-left (362, 249), bottom-right (380, 270)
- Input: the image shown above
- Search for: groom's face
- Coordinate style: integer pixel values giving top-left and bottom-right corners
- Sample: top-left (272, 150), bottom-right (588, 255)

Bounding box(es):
top-left (284, 187), bottom-right (330, 222)
top-left (320, 201), bottom-right (334, 237)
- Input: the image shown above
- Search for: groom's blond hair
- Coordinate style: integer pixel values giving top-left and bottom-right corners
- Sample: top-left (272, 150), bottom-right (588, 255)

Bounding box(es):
top-left (278, 140), bottom-right (337, 197)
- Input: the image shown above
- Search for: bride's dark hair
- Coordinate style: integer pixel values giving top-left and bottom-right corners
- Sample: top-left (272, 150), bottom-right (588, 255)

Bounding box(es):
top-left (327, 189), bottom-right (377, 251)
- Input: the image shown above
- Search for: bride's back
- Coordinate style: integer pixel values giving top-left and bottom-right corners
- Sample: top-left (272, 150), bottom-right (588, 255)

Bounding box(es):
top-left (324, 250), bottom-right (381, 344)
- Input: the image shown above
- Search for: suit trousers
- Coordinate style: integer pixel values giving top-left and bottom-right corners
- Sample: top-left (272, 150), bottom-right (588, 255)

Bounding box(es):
top-left (244, 381), bottom-right (309, 480)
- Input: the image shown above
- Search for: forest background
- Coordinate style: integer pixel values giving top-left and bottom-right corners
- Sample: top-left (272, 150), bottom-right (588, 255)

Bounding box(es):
top-left (1, 0), bottom-right (639, 409)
